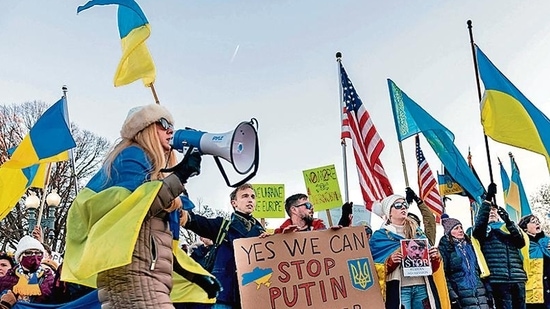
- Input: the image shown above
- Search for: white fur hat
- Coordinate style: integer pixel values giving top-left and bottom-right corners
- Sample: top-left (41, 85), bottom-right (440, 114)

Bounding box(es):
top-left (15, 236), bottom-right (45, 262)
top-left (120, 104), bottom-right (174, 139)
top-left (372, 194), bottom-right (405, 218)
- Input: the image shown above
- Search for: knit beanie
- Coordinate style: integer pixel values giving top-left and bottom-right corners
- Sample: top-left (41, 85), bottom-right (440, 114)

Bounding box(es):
top-left (441, 214), bottom-right (462, 235)
top-left (373, 194), bottom-right (405, 218)
top-left (15, 236), bottom-right (45, 262)
top-left (120, 104), bottom-right (174, 139)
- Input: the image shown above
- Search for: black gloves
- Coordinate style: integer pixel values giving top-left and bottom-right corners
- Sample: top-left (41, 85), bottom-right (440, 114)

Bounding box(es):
top-left (405, 187), bottom-right (421, 204)
top-left (162, 147), bottom-right (202, 184)
top-left (497, 206), bottom-right (511, 224)
top-left (450, 299), bottom-right (461, 309)
top-left (485, 183), bottom-right (497, 202)
top-left (338, 202), bottom-right (353, 227)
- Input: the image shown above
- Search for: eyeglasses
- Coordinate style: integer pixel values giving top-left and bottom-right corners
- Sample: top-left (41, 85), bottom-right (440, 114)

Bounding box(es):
top-left (156, 118), bottom-right (174, 131)
top-left (294, 202), bottom-right (313, 210)
top-left (529, 218), bottom-right (541, 224)
top-left (392, 202), bottom-right (409, 210)
top-left (21, 250), bottom-right (43, 257)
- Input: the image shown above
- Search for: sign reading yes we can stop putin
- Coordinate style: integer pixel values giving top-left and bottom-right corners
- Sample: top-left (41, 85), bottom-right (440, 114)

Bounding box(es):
top-left (302, 164), bottom-right (343, 211)
top-left (234, 226), bottom-right (384, 309)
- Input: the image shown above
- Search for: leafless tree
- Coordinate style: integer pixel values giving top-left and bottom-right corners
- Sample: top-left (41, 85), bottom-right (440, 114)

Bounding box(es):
top-left (179, 199), bottom-right (231, 246)
top-left (530, 183), bottom-right (550, 234)
top-left (0, 101), bottom-right (110, 253)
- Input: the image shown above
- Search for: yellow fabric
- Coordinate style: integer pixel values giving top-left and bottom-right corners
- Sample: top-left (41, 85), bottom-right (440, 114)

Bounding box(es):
top-left (481, 90), bottom-right (550, 171)
top-left (170, 240), bottom-right (216, 304)
top-left (470, 236), bottom-right (491, 278)
top-left (13, 269), bottom-right (43, 296)
top-left (0, 162), bottom-right (48, 220)
top-left (520, 231), bottom-right (531, 277)
top-left (61, 182), bottom-right (162, 286)
top-left (526, 257), bottom-right (544, 303)
top-left (116, 24), bottom-right (156, 87)
top-left (433, 263), bottom-right (450, 309)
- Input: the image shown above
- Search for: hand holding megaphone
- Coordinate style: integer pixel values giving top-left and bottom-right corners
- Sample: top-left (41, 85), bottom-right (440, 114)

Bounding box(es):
top-left (170, 119), bottom-right (260, 187)
top-left (161, 146), bottom-right (202, 184)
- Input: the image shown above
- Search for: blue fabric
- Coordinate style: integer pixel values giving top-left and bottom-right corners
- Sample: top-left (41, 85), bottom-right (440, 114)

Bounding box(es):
top-left (388, 79), bottom-right (485, 201)
top-left (28, 98), bottom-right (75, 161)
top-left (455, 240), bottom-right (479, 290)
top-left (86, 145), bottom-right (151, 192)
top-left (369, 228), bottom-right (403, 263)
top-left (13, 290), bottom-right (100, 308)
top-left (77, 0), bottom-right (149, 38)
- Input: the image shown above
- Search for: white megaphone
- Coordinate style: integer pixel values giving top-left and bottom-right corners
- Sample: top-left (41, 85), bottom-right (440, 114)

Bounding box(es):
top-left (171, 119), bottom-right (259, 187)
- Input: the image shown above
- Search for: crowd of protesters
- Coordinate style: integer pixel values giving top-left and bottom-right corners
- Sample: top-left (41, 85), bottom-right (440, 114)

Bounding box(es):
top-left (0, 104), bottom-right (548, 309)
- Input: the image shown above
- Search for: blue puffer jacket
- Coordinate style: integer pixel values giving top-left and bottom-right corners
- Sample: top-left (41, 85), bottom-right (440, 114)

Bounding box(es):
top-left (439, 235), bottom-right (491, 309)
top-left (185, 211), bottom-right (265, 307)
top-left (472, 201), bottom-right (527, 283)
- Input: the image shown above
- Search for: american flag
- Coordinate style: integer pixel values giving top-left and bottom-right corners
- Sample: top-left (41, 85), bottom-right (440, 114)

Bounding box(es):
top-left (340, 62), bottom-right (393, 210)
top-left (415, 135), bottom-right (444, 222)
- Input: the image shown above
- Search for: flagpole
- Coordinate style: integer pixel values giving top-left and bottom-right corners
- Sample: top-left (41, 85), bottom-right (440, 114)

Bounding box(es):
top-left (336, 52), bottom-right (350, 202)
top-left (36, 163), bottom-right (53, 227)
top-left (150, 83), bottom-right (160, 105)
top-left (327, 51), bottom-right (348, 227)
top-left (62, 85), bottom-right (80, 195)
top-left (398, 141), bottom-right (410, 187)
top-left (467, 20), bottom-right (494, 184)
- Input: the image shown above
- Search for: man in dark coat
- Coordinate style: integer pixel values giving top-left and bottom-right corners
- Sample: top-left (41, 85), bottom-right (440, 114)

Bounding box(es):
top-left (472, 183), bottom-right (527, 309)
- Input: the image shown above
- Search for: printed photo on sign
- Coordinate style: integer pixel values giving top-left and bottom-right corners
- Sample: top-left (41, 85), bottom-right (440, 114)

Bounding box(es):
top-left (234, 226), bottom-right (384, 309)
top-left (400, 238), bottom-right (432, 277)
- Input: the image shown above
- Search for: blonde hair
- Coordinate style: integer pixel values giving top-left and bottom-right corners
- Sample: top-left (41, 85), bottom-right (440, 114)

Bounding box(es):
top-left (104, 124), bottom-right (178, 181)
top-left (387, 215), bottom-right (419, 239)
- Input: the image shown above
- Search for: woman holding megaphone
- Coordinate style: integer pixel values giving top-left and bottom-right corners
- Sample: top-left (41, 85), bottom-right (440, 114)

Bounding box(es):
top-left (64, 104), bottom-right (212, 309)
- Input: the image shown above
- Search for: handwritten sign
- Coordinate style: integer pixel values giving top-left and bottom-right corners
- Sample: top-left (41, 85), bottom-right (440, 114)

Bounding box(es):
top-left (234, 227), bottom-right (384, 309)
top-left (302, 164), bottom-right (343, 211)
top-left (252, 184), bottom-right (285, 218)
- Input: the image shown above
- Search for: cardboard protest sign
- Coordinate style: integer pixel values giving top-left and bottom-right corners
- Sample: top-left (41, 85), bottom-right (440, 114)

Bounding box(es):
top-left (234, 226), bottom-right (384, 309)
top-left (302, 164), bottom-right (343, 211)
top-left (252, 184), bottom-right (285, 218)
top-left (400, 239), bottom-right (432, 277)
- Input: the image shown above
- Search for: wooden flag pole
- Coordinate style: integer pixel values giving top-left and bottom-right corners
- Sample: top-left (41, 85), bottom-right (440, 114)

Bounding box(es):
top-left (150, 83), bottom-right (160, 105)
top-left (36, 162), bottom-right (53, 228)
top-left (398, 140), bottom-right (410, 188)
top-left (467, 20), bottom-right (494, 184)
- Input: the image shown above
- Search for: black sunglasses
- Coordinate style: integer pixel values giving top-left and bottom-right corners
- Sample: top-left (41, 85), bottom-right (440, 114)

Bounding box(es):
top-left (392, 202), bottom-right (409, 210)
top-left (157, 118), bottom-right (173, 131)
top-left (294, 202), bottom-right (313, 210)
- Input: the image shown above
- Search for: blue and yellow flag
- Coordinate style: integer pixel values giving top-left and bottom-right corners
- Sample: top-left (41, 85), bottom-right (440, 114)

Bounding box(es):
top-left (2, 98), bottom-right (74, 169)
top-left (476, 45), bottom-right (550, 172)
top-left (508, 154), bottom-right (532, 217)
top-left (0, 98), bottom-right (74, 220)
top-left (498, 157), bottom-right (519, 222)
top-left (77, 0), bottom-right (156, 87)
top-left (388, 79), bottom-right (485, 201)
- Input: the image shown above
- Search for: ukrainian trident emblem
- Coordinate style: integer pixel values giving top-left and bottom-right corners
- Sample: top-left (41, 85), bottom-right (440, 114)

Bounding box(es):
top-left (347, 258), bottom-right (373, 291)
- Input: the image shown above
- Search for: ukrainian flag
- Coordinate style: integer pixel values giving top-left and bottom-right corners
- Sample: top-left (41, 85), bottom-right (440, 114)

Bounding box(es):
top-left (77, 0), bottom-right (156, 87)
top-left (508, 154), bottom-right (532, 217)
top-left (498, 158), bottom-right (519, 222)
top-left (2, 98), bottom-right (74, 169)
top-left (476, 45), bottom-right (550, 172)
top-left (0, 163), bottom-right (48, 220)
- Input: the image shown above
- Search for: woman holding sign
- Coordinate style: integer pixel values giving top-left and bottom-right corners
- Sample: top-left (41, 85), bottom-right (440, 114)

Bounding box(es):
top-left (369, 194), bottom-right (450, 309)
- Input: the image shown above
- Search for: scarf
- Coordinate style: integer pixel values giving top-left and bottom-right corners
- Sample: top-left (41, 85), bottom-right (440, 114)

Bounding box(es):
top-left (454, 238), bottom-right (478, 290)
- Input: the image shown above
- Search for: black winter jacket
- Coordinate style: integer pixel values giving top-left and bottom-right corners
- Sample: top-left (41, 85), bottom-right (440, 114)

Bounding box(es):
top-left (472, 201), bottom-right (527, 283)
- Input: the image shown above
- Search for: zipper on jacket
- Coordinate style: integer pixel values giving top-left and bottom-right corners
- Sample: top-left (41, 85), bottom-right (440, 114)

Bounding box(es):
top-left (150, 235), bottom-right (158, 271)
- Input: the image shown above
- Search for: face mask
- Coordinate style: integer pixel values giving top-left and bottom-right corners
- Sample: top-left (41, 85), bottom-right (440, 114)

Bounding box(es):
top-left (20, 256), bottom-right (42, 272)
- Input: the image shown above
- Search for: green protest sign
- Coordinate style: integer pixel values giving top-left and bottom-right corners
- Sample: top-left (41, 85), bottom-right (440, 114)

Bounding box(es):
top-left (252, 184), bottom-right (285, 218)
top-left (302, 164), bottom-right (343, 211)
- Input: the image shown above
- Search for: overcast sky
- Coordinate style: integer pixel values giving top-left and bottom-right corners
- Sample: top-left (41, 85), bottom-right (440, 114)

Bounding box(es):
top-left (2, 1), bottom-right (550, 234)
